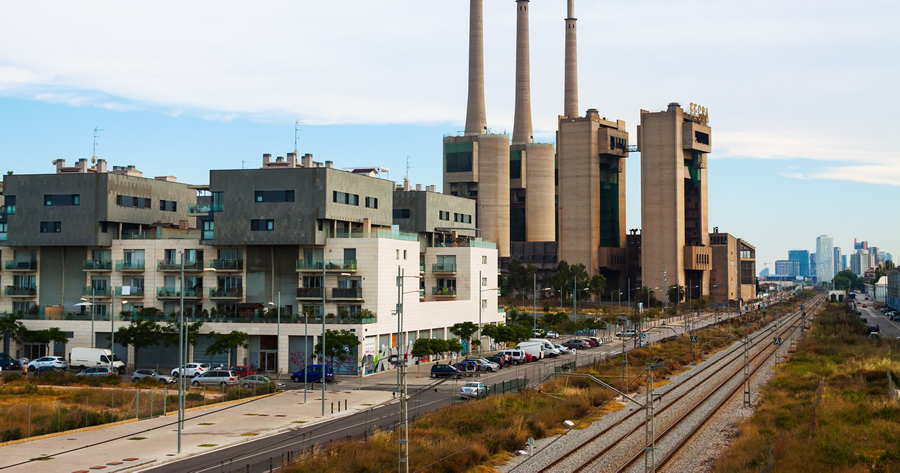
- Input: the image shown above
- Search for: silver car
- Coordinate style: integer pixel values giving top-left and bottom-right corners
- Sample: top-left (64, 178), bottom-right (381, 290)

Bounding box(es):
top-left (77, 366), bottom-right (116, 377)
top-left (240, 374), bottom-right (285, 390)
top-left (460, 381), bottom-right (489, 399)
top-left (190, 369), bottom-right (238, 387)
top-left (132, 369), bottom-right (176, 384)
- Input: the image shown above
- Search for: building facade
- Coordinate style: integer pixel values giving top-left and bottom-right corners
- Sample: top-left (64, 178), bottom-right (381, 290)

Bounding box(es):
top-left (816, 235), bottom-right (834, 284)
top-left (788, 250), bottom-right (809, 278)
top-left (775, 260), bottom-right (800, 277)
top-left (709, 232), bottom-right (757, 306)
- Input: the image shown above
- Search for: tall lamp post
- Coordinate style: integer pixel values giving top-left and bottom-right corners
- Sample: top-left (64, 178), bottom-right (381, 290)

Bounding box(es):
top-left (477, 270), bottom-right (499, 355)
top-left (395, 266), bottom-right (422, 473)
top-left (267, 292), bottom-right (282, 375)
top-left (177, 253), bottom-right (214, 454)
top-left (76, 298), bottom-right (93, 347)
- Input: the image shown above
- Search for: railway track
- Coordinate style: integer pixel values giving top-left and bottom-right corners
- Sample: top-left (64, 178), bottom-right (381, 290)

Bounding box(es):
top-left (527, 295), bottom-right (823, 473)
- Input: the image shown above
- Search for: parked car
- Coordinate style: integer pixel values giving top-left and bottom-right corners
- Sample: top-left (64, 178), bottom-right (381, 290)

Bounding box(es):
top-left (453, 361), bottom-right (480, 373)
top-left (546, 331), bottom-right (560, 339)
top-left (564, 339), bottom-right (590, 349)
top-left (69, 348), bottom-right (125, 373)
top-left (869, 332), bottom-right (880, 339)
top-left (27, 356), bottom-right (68, 372)
top-left (0, 353), bottom-right (20, 370)
top-left (554, 344), bottom-right (570, 354)
top-left (430, 364), bottom-right (461, 378)
top-left (464, 358), bottom-right (500, 372)
top-left (616, 329), bottom-right (638, 338)
top-left (495, 349), bottom-right (526, 365)
top-left (132, 369), bottom-right (176, 384)
top-left (191, 370), bottom-right (238, 387)
top-left (861, 317), bottom-right (868, 324)
top-left (291, 364), bottom-right (334, 383)
top-left (867, 324), bottom-right (880, 334)
top-left (171, 363), bottom-right (208, 378)
top-left (460, 381), bottom-right (489, 399)
top-left (514, 341), bottom-right (545, 361)
top-left (35, 366), bottom-right (65, 377)
top-left (76, 366), bottom-right (116, 377)
top-left (581, 339), bottom-right (598, 347)
top-left (484, 356), bottom-right (505, 368)
top-left (240, 374), bottom-right (285, 390)
top-left (587, 337), bottom-right (603, 346)
top-left (232, 365), bottom-right (260, 378)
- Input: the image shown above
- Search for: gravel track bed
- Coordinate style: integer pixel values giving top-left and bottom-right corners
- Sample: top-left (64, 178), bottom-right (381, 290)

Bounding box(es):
top-left (498, 312), bottom-right (800, 473)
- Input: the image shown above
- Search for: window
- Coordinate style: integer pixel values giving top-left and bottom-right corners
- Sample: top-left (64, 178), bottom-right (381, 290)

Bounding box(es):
top-left (482, 299), bottom-right (487, 309)
top-left (403, 250), bottom-right (407, 260)
top-left (254, 190), bottom-right (294, 202)
top-left (202, 220), bottom-right (214, 240)
top-left (159, 200), bottom-right (178, 212)
top-left (44, 194), bottom-right (79, 206)
top-left (0, 223), bottom-right (6, 242)
top-left (510, 157), bottom-right (522, 179)
top-left (251, 219), bottom-right (275, 231)
top-left (40, 221), bottom-right (61, 233)
top-left (396, 249), bottom-right (400, 260)
top-left (453, 213), bottom-right (472, 223)
top-left (482, 256), bottom-right (487, 264)
top-left (365, 197), bottom-right (378, 209)
top-left (116, 195), bottom-right (151, 209)
top-left (482, 277), bottom-right (487, 287)
top-left (445, 149), bottom-right (473, 173)
top-left (393, 209), bottom-right (411, 219)
top-left (332, 191), bottom-right (359, 206)
top-left (439, 211), bottom-right (450, 221)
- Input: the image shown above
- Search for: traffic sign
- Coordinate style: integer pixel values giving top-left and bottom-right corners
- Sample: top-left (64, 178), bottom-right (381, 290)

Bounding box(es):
top-left (641, 333), bottom-right (647, 339)
top-left (774, 337), bottom-right (782, 346)
top-left (690, 336), bottom-right (698, 344)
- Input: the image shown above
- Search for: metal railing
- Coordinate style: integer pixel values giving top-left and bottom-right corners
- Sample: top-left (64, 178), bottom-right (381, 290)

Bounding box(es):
top-left (115, 260), bottom-right (145, 270)
top-left (297, 259), bottom-right (358, 271)
top-left (83, 286), bottom-right (111, 296)
top-left (158, 260), bottom-right (202, 270)
top-left (432, 263), bottom-right (457, 273)
top-left (432, 287), bottom-right (457, 296)
top-left (157, 287), bottom-right (202, 298)
top-left (5, 286), bottom-right (36, 296)
top-left (0, 205), bottom-right (14, 215)
top-left (209, 287), bottom-right (243, 298)
top-left (210, 259), bottom-right (243, 270)
top-left (296, 287), bottom-right (324, 298)
top-left (115, 286), bottom-right (145, 297)
top-left (332, 287), bottom-right (363, 299)
top-left (5, 260), bottom-right (37, 270)
top-left (83, 260), bottom-right (113, 270)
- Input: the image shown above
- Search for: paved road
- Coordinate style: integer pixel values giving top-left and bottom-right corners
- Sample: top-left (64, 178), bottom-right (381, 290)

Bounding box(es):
top-left (858, 297), bottom-right (900, 339)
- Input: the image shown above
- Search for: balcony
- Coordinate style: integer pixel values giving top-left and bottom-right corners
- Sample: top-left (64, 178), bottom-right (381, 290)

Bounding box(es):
top-left (308, 315), bottom-right (377, 325)
top-left (432, 263), bottom-right (457, 275)
top-left (157, 260), bottom-right (202, 271)
top-left (83, 260), bottom-right (113, 271)
top-left (419, 264), bottom-right (425, 273)
top-left (419, 289), bottom-right (425, 301)
top-left (115, 286), bottom-right (145, 298)
top-left (157, 287), bottom-right (202, 300)
top-left (5, 286), bottom-right (36, 297)
top-left (296, 259), bottom-right (358, 273)
top-left (0, 205), bottom-right (14, 215)
top-left (296, 287), bottom-right (324, 300)
top-left (83, 286), bottom-right (111, 297)
top-left (432, 286), bottom-right (457, 298)
top-left (210, 259), bottom-right (243, 271)
top-left (209, 287), bottom-right (243, 299)
top-left (187, 203), bottom-right (223, 214)
top-left (332, 287), bottom-right (363, 300)
top-left (5, 260), bottom-right (37, 271)
top-left (116, 260), bottom-right (145, 271)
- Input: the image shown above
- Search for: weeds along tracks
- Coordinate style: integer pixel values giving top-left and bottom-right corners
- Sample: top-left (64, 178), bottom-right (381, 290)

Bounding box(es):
top-left (532, 295), bottom-right (822, 473)
top-left (612, 296), bottom-right (822, 473)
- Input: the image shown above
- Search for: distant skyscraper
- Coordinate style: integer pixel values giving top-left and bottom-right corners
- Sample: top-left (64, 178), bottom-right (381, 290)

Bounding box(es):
top-left (842, 255), bottom-right (848, 271)
top-left (816, 235), bottom-right (834, 283)
top-left (854, 239), bottom-right (868, 251)
top-left (810, 253), bottom-right (817, 282)
top-left (833, 247), bottom-right (842, 275)
top-left (851, 250), bottom-right (873, 276)
top-left (759, 268), bottom-right (770, 278)
top-left (887, 253), bottom-right (893, 263)
top-left (776, 260), bottom-right (799, 277)
top-left (788, 250), bottom-right (810, 277)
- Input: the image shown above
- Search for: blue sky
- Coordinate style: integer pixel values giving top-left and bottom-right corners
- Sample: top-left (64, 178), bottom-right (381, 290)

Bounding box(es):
top-left (0, 0), bottom-right (896, 272)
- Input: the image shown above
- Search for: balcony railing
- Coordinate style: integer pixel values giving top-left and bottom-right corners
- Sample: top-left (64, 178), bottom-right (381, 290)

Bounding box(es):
top-left (158, 260), bottom-right (202, 271)
top-left (83, 286), bottom-right (111, 297)
top-left (433, 239), bottom-right (496, 249)
top-left (5, 286), bottom-right (36, 296)
top-left (187, 204), bottom-right (211, 214)
top-left (432, 287), bottom-right (457, 296)
top-left (307, 315), bottom-right (377, 325)
top-left (432, 263), bottom-right (457, 273)
top-left (296, 287), bottom-right (324, 298)
top-left (0, 205), bottom-right (15, 215)
top-left (296, 260), bottom-right (358, 271)
top-left (210, 259), bottom-right (243, 271)
top-left (83, 260), bottom-right (113, 271)
top-left (115, 286), bottom-right (145, 297)
top-left (332, 287), bottom-right (363, 299)
top-left (5, 260), bottom-right (37, 270)
top-left (157, 287), bottom-right (202, 298)
top-left (209, 287), bottom-right (243, 298)
top-left (116, 260), bottom-right (145, 271)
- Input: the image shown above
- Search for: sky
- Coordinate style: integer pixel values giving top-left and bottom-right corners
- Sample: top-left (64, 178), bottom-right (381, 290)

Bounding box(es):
top-left (0, 0), bottom-right (897, 272)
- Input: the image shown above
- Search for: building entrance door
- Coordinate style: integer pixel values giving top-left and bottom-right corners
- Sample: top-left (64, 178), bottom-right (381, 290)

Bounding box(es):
top-left (260, 350), bottom-right (278, 373)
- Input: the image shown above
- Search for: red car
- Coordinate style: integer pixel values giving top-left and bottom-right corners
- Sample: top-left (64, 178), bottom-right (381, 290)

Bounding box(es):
top-left (582, 339), bottom-right (597, 347)
top-left (232, 365), bottom-right (260, 378)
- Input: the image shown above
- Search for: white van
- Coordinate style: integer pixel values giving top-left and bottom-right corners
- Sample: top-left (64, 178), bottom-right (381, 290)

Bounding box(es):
top-left (514, 342), bottom-right (544, 361)
top-left (69, 348), bottom-right (125, 373)
top-left (528, 339), bottom-right (561, 357)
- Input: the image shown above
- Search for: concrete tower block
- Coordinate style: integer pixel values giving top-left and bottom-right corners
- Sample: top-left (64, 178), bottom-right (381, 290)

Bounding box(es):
top-left (564, 0), bottom-right (579, 118)
top-left (476, 134), bottom-right (510, 257)
top-left (523, 143), bottom-right (555, 242)
top-left (465, 0), bottom-right (487, 135)
top-left (512, 0), bottom-right (533, 145)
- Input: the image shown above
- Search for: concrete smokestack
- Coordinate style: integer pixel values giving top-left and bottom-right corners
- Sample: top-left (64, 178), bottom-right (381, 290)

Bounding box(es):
top-left (512, 0), bottom-right (533, 145)
top-left (564, 0), bottom-right (579, 118)
top-left (464, 0), bottom-right (487, 135)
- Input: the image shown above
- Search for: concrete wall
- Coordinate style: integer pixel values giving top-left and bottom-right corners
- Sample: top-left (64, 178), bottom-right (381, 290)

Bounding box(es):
top-left (520, 143), bottom-right (555, 243)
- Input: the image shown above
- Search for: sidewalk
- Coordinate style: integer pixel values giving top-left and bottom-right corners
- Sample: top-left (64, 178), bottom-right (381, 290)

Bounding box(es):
top-left (0, 386), bottom-right (393, 473)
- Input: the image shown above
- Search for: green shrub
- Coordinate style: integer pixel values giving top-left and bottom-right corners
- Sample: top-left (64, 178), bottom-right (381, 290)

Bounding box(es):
top-left (4, 373), bottom-right (22, 383)
top-left (1, 427), bottom-right (22, 442)
top-left (135, 377), bottom-right (163, 388)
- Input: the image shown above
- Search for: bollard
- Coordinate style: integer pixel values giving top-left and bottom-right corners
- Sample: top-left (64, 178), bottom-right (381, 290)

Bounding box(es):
top-left (338, 401), bottom-right (340, 412)
top-left (345, 399), bottom-right (347, 411)
top-left (331, 402), bottom-right (333, 414)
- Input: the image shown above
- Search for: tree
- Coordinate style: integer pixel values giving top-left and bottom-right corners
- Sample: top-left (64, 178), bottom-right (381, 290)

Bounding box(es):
top-left (450, 322), bottom-right (479, 355)
top-left (411, 338), bottom-right (433, 376)
top-left (636, 286), bottom-right (659, 310)
top-left (114, 319), bottom-right (163, 367)
top-left (203, 330), bottom-right (249, 366)
top-left (588, 274), bottom-right (606, 299)
top-left (480, 325), bottom-right (499, 345)
top-left (161, 319), bottom-right (204, 352)
top-left (24, 328), bottom-right (69, 356)
top-left (431, 339), bottom-right (449, 358)
top-left (0, 314), bottom-right (26, 352)
top-left (667, 284), bottom-right (685, 304)
top-left (446, 338), bottom-right (463, 359)
top-left (313, 329), bottom-right (361, 368)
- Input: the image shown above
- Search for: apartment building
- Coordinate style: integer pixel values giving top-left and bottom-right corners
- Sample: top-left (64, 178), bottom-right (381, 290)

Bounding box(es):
top-left (709, 231), bottom-right (757, 306)
top-left (0, 154), bottom-right (500, 376)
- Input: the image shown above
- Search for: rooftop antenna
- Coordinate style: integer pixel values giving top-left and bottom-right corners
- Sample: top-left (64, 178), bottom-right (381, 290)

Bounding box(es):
top-left (92, 127), bottom-right (104, 157)
top-left (294, 120), bottom-right (301, 154)
top-left (405, 155), bottom-right (413, 182)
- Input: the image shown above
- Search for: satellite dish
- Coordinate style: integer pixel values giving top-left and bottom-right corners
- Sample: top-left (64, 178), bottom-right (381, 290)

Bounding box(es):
top-left (91, 156), bottom-right (97, 164)
top-left (52, 160), bottom-right (57, 165)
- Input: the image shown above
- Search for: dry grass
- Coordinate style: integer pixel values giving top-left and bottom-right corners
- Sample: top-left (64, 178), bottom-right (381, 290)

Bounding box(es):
top-left (286, 307), bottom-right (791, 473)
top-left (712, 303), bottom-right (900, 473)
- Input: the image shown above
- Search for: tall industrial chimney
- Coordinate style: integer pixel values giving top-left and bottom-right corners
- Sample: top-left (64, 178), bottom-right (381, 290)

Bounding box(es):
top-left (464, 0), bottom-right (487, 135)
top-left (564, 0), bottom-right (579, 118)
top-left (512, 0), bottom-right (533, 144)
